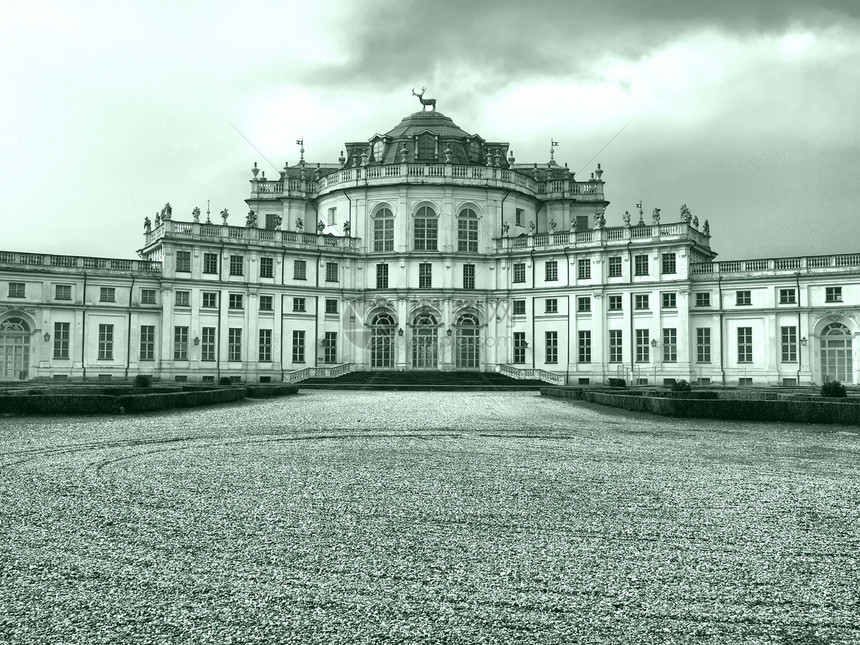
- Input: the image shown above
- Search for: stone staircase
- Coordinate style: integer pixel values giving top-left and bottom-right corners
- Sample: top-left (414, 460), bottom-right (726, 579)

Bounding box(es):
top-left (298, 370), bottom-right (546, 391)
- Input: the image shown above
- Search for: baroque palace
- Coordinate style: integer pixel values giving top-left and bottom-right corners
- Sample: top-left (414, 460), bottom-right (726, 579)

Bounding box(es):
top-left (1, 97), bottom-right (858, 386)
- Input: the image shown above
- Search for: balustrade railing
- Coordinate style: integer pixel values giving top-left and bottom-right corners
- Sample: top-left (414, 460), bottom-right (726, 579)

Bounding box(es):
top-left (148, 221), bottom-right (360, 251)
top-left (0, 250), bottom-right (161, 273)
top-left (500, 364), bottom-right (566, 385)
top-left (496, 222), bottom-right (709, 251)
top-left (691, 253), bottom-right (860, 277)
top-left (284, 363), bottom-right (353, 383)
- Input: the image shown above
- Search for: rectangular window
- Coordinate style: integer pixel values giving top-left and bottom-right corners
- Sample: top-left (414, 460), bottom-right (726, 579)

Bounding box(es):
top-left (293, 297), bottom-right (306, 312)
top-left (608, 256), bottom-right (622, 278)
top-left (292, 260), bottom-right (307, 281)
top-left (228, 294), bottom-right (244, 310)
top-left (578, 330), bottom-right (591, 363)
top-left (376, 263), bottom-right (389, 289)
top-left (576, 215), bottom-right (590, 231)
top-left (53, 322), bottom-right (70, 359)
top-left (174, 326), bottom-right (188, 360)
top-left (373, 215), bottom-right (394, 252)
top-left (463, 264), bottom-right (475, 290)
top-left (327, 207), bottom-right (337, 225)
top-left (661, 253), bottom-right (676, 275)
top-left (545, 298), bottom-right (558, 314)
top-left (175, 251), bottom-right (191, 273)
top-left (265, 213), bottom-right (280, 230)
top-left (696, 328), bottom-right (711, 363)
top-left (515, 208), bottom-right (524, 227)
top-left (202, 292), bottom-right (217, 308)
top-left (577, 296), bottom-right (591, 313)
top-left (736, 290), bottom-right (751, 306)
top-left (325, 262), bottom-right (339, 283)
top-left (292, 330), bottom-right (305, 363)
top-left (635, 294), bottom-right (649, 310)
top-left (457, 216), bottom-right (478, 252)
top-left (139, 325), bottom-right (154, 361)
top-left (662, 328), bottom-right (677, 362)
top-left (259, 295), bottom-right (273, 311)
top-left (513, 332), bottom-right (527, 364)
top-left (323, 331), bottom-right (337, 364)
top-left (737, 327), bottom-right (753, 363)
top-left (608, 295), bottom-right (622, 311)
top-left (635, 329), bottom-right (650, 363)
top-left (201, 327), bottom-right (216, 362)
top-left (259, 329), bottom-right (272, 362)
top-left (577, 258), bottom-right (591, 280)
top-left (203, 253), bottom-right (218, 274)
top-left (781, 326), bottom-right (797, 362)
top-left (545, 261), bottom-right (558, 282)
top-left (634, 255), bottom-right (648, 276)
top-left (419, 263), bottom-right (432, 289)
top-left (7, 282), bottom-right (25, 298)
top-left (140, 289), bottom-right (156, 305)
top-left (414, 217), bottom-right (438, 251)
top-left (229, 255), bottom-right (243, 276)
top-left (779, 288), bottom-right (796, 304)
top-left (695, 292), bottom-right (711, 308)
top-left (175, 290), bottom-right (190, 307)
top-left (512, 299), bottom-right (526, 316)
top-left (825, 286), bottom-right (842, 303)
top-left (325, 298), bottom-right (338, 315)
top-left (513, 263), bottom-right (526, 284)
top-left (55, 284), bottom-right (72, 301)
top-left (609, 330), bottom-right (623, 363)
top-left (99, 325), bottom-right (113, 361)
top-left (259, 257), bottom-right (274, 278)
top-left (99, 287), bottom-right (115, 303)
top-left (545, 331), bottom-right (558, 364)
top-left (661, 292), bottom-right (677, 309)
top-left (228, 328), bottom-right (242, 362)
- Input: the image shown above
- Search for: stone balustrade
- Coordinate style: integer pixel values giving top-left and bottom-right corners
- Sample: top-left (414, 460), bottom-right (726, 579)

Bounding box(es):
top-left (146, 221), bottom-right (360, 252)
top-left (0, 250), bottom-right (161, 274)
top-left (496, 222), bottom-right (711, 251)
top-left (690, 253), bottom-right (860, 278)
top-left (249, 163), bottom-right (605, 201)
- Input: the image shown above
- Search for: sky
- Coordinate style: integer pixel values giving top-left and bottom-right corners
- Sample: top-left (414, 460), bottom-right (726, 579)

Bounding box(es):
top-left (1, 0), bottom-right (859, 261)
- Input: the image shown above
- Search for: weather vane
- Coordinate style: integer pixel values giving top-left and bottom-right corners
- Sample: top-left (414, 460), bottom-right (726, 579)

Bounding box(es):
top-left (411, 87), bottom-right (436, 111)
top-left (550, 139), bottom-right (559, 165)
top-left (296, 138), bottom-right (305, 165)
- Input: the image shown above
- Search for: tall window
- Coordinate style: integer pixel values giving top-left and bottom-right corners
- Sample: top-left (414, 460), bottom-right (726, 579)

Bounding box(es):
top-left (458, 208), bottom-right (478, 252)
top-left (609, 330), bottom-right (623, 363)
top-left (608, 256), bottom-right (622, 278)
top-left (696, 328), bottom-right (711, 363)
top-left (203, 253), bottom-right (218, 274)
top-left (781, 326), bottom-right (797, 362)
top-left (201, 327), bottom-right (216, 362)
top-left (174, 326), bottom-right (188, 360)
top-left (578, 330), bottom-right (591, 363)
top-left (292, 330), bottom-right (305, 363)
top-left (463, 264), bottom-right (475, 289)
top-left (327, 207), bottom-right (337, 225)
top-left (323, 332), bottom-right (337, 364)
top-left (55, 285), bottom-right (72, 301)
top-left (98, 324), bottom-right (113, 360)
top-left (737, 327), bottom-right (753, 363)
top-left (259, 329), bottom-right (272, 362)
top-left (374, 208), bottom-right (394, 252)
top-left (377, 263), bottom-right (389, 289)
top-left (139, 325), bottom-right (154, 361)
top-left (265, 213), bottom-right (280, 230)
top-left (515, 208), bottom-right (524, 227)
top-left (419, 263), bottom-right (432, 288)
top-left (513, 332), bottom-right (526, 364)
top-left (414, 206), bottom-right (438, 251)
top-left (545, 331), bottom-right (558, 364)
top-left (293, 260), bottom-right (306, 280)
top-left (545, 261), bottom-right (558, 281)
top-left (635, 329), bottom-right (650, 363)
top-left (662, 328), bottom-right (677, 362)
top-left (577, 258), bottom-right (590, 280)
top-left (259, 257), bottom-right (274, 278)
top-left (53, 322), bottom-right (70, 359)
top-left (661, 253), bottom-right (676, 275)
top-left (634, 255), bottom-right (648, 276)
top-left (229, 255), bottom-right (243, 276)
top-left (417, 133), bottom-right (435, 160)
top-left (325, 262), bottom-right (339, 283)
top-left (176, 251), bottom-right (191, 273)
top-left (228, 328), bottom-right (242, 361)
top-left (513, 263), bottom-right (526, 284)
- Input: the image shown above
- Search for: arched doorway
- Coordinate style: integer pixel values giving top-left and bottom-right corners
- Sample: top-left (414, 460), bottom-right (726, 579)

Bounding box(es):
top-left (0, 317), bottom-right (31, 380)
top-left (370, 313), bottom-right (395, 369)
top-left (455, 313), bottom-right (481, 369)
top-left (411, 312), bottom-right (438, 369)
top-left (820, 323), bottom-right (853, 384)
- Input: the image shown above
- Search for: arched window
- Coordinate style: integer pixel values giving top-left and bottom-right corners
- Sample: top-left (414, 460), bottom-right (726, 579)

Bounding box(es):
top-left (370, 313), bottom-right (395, 369)
top-left (372, 139), bottom-right (385, 162)
top-left (0, 317), bottom-right (31, 380)
top-left (417, 134), bottom-right (435, 160)
top-left (458, 208), bottom-right (479, 252)
top-left (412, 312), bottom-right (438, 369)
top-left (373, 207), bottom-right (394, 252)
top-left (455, 313), bottom-right (480, 369)
top-left (414, 206), bottom-right (438, 251)
top-left (820, 322), bottom-right (853, 383)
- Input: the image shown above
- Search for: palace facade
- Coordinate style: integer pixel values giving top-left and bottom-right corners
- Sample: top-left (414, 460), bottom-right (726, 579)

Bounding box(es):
top-left (1, 107), bottom-right (858, 386)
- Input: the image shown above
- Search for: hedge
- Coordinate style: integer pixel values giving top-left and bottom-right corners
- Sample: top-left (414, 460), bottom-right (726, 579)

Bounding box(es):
top-left (245, 384), bottom-right (299, 398)
top-left (117, 388), bottom-right (246, 413)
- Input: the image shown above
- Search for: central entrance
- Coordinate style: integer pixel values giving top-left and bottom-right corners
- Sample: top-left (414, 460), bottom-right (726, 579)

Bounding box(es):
top-left (0, 317), bottom-right (31, 380)
top-left (820, 323), bottom-right (853, 384)
top-left (411, 312), bottom-right (438, 369)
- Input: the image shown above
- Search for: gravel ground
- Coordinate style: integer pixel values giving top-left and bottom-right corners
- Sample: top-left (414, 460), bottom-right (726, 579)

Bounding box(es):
top-left (1, 391), bottom-right (859, 644)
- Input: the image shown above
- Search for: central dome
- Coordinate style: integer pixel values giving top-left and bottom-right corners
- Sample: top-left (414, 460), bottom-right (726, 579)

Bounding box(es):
top-left (384, 111), bottom-right (473, 139)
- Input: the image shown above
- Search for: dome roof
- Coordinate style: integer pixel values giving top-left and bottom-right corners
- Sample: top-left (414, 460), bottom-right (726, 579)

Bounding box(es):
top-left (383, 111), bottom-right (473, 139)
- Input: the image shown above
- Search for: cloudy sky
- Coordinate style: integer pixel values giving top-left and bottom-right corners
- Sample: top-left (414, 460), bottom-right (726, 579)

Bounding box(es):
top-left (2, 0), bottom-right (859, 260)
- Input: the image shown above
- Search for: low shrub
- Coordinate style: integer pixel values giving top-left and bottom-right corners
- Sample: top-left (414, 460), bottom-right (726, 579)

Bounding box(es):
top-left (133, 374), bottom-right (153, 388)
top-left (218, 376), bottom-right (233, 386)
top-left (821, 380), bottom-right (847, 398)
top-left (607, 378), bottom-right (626, 388)
top-left (671, 379), bottom-right (692, 392)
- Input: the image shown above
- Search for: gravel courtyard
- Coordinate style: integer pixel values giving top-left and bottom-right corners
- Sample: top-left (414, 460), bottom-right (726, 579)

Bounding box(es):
top-left (1, 391), bottom-right (859, 644)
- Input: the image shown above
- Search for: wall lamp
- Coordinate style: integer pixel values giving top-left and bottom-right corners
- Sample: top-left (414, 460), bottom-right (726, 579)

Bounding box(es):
top-left (397, 327), bottom-right (404, 337)
top-left (193, 336), bottom-right (200, 346)
top-left (446, 328), bottom-right (453, 336)
top-left (800, 337), bottom-right (808, 346)
top-left (650, 339), bottom-right (658, 348)
top-left (43, 332), bottom-right (51, 342)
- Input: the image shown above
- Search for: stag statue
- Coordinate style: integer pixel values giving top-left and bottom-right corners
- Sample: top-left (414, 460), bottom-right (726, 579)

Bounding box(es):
top-left (411, 87), bottom-right (436, 111)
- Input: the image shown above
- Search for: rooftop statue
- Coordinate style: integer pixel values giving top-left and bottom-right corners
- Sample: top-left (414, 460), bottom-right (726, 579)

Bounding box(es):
top-left (411, 87), bottom-right (436, 112)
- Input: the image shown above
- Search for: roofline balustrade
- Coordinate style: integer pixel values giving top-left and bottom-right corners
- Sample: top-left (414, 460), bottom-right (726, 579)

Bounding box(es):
top-left (495, 221), bottom-right (712, 251)
top-left (0, 251), bottom-right (161, 274)
top-left (690, 253), bottom-right (860, 278)
top-left (145, 221), bottom-right (360, 252)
